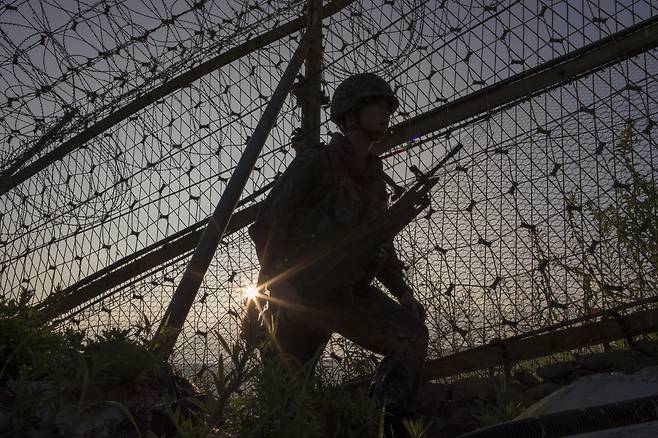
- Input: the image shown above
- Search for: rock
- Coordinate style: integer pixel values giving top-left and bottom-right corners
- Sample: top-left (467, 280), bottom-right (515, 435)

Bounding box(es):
top-left (449, 376), bottom-right (496, 402)
top-left (518, 367), bottom-right (658, 419)
top-left (501, 381), bottom-right (530, 406)
top-left (523, 381), bottom-right (560, 403)
top-left (632, 365), bottom-right (658, 377)
top-left (441, 404), bottom-right (484, 437)
top-left (631, 340), bottom-right (658, 356)
top-left (1, 369), bottom-right (208, 438)
top-left (514, 370), bottom-right (540, 387)
top-left (416, 381), bottom-right (450, 414)
top-left (0, 410), bottom-right (9, 435)
top-left (577, 350), bottom-right (655, 373)
top-left (150, 406), bottom-right (176, 437)
top-left (515, 369), bottom-right (658, 436)
top-left (57, 402), bottom-right (128, 437)
top-left (536, 361), bottom-right (577, 382)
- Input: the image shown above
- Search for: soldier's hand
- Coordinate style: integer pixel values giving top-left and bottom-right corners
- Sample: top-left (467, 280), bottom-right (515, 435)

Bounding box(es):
top-left (290, 127), bottom-right (307, 151)
top-left (399, 291), bottom-right (426, 322)
top-left (240, 298), bottom-right (265, 345)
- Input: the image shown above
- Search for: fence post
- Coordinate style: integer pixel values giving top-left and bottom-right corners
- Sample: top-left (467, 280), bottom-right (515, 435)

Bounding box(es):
top-left (298, 0), bottom-right (324, 149)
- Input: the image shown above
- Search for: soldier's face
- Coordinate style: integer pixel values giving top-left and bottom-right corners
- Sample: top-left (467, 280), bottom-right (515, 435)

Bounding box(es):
top-left (357, 98), bottom-right (392, 140)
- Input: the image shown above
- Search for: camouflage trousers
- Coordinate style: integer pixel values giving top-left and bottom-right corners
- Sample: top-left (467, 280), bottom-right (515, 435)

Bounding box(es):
top-left (264, 282), bottom-right (429, 414)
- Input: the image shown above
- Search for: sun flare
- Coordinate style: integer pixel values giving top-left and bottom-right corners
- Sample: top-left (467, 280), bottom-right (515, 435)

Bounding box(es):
top-left (243, 284), bottom-right (259, 301)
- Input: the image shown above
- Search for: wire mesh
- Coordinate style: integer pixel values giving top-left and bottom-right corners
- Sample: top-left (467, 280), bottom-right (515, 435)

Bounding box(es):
top-left (1, 0), bottom-right (657, 377)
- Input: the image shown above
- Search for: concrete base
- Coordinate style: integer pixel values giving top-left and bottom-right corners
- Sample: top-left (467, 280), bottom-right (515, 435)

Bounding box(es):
top-left (517, 366), bottom-right (658, 437)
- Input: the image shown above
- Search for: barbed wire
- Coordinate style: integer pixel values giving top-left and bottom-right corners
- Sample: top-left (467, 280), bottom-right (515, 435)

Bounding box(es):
top-left (1, 0), bottom-right (657, 377)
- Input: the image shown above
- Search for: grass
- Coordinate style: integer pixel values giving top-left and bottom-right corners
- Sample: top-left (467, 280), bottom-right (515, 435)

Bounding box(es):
top-left (6, 290), bottom-right (658, 437)
top-left (472, 373), bottom-right (524, 428)
top-left (402, 417), bottom-right (433, 438)
top-left (0, 293), bottom-right (428, 437)
top-left (0, 291), bottom-right (165, 437)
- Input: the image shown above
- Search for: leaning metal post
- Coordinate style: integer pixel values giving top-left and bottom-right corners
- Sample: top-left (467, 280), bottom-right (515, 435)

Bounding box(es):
top-left (150, 35), bottom-right (314, 358)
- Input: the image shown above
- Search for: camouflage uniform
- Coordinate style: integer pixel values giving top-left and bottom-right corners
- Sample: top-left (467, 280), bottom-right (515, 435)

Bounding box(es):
top-left (249, 132), bottom-right (428, 420)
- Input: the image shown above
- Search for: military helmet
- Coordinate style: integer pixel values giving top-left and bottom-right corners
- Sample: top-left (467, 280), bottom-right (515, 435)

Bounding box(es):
top-left (330, 73), bottom-right (399, 125)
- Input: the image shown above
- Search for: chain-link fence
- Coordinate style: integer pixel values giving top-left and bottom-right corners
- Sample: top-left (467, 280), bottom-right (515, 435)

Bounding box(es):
top-left (1, 0), bottom-right (657, 377)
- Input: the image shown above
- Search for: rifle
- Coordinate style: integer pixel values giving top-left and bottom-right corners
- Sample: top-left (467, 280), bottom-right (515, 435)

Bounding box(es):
top-left (257, 142), bottom-right (464, 298)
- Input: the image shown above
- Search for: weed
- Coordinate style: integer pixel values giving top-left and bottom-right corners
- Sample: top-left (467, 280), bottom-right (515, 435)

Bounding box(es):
top-left (0, 293), bottom-right (412, 437)
top-left (474, 375), bottom-right (523, 427)
top-left (402, 416), bottom-right (433, 438)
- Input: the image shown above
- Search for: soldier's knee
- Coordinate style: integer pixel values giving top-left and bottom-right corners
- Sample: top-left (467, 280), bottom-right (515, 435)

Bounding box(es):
top-left (417, 323), bottom-right (429, 350)
top-left (407, 320), bottom-right (429, 353)
top-left (420, 322), bottom-right (429, 343)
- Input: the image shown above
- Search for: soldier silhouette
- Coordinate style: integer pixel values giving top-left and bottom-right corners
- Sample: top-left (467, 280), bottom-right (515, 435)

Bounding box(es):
top-left (249, 73), bottom-right (428, 436)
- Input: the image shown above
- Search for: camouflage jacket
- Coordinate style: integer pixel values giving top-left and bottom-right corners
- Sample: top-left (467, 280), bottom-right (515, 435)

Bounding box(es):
top-left (249, 133), bottom-right (410, 297)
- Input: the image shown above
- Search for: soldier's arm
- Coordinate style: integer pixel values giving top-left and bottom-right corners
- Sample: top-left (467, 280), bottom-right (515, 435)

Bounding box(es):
top-left (375, 240), bottom-right (413, 298)
top-left (376, 242), bottom-right (426, 320)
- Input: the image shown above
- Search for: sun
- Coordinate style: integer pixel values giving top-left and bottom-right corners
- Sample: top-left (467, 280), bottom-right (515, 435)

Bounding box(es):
top-left (243, 284), bottom-right (259, 301)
